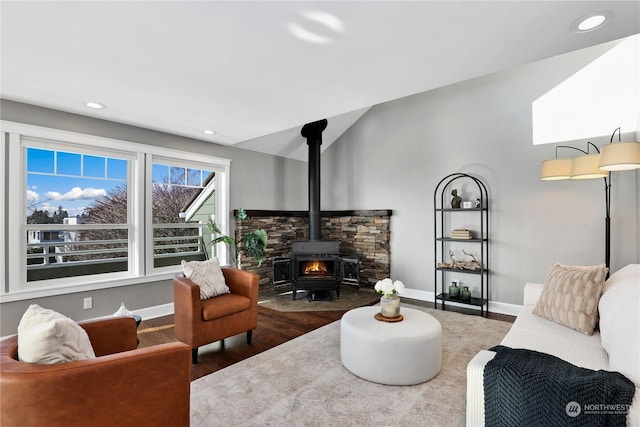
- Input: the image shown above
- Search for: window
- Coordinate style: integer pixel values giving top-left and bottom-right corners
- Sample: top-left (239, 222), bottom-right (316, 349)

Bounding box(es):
top-left (148, 159), bottom-right (215, 271)
top-left (2, 121), bottom-right (230, 301)
top-left (25, 143), bottom-right (131, 282)
top-left (532, 33), bottom-right (639, 145)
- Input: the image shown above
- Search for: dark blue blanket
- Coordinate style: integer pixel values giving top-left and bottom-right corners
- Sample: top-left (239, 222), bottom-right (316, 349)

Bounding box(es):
top-left (484, 345), bottom-right (635, 427)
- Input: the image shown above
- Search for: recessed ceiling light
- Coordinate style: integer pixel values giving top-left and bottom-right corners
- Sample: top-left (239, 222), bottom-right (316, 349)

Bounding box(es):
top-left (289, 23), bottom-right (332, 44)
top-left (85, 101), bottom-right (106, 109)
top-left (579, 15), bottom-right (606, 31)
top-left (288, 10), bottom-right (344, 44)
top-left (302, 11), bottom-right (344, 33)
top-left (571, 11), bottom-right (612, 33)
top-left (203, 129), bottom-right (217, 135)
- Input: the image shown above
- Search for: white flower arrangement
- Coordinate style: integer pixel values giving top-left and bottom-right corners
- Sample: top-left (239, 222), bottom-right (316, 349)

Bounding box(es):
top-left (374, 278), bottom-right (405, 297)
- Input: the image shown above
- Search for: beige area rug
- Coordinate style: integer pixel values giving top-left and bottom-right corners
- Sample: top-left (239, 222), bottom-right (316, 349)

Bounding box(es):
top-left (258, 285), bottom-right (380, 312)
top-left (190, 304), bottom-right (512, 426)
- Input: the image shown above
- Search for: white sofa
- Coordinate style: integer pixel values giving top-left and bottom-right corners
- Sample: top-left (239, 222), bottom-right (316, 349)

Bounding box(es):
top-left (467, 264), bottom-right (640, 426)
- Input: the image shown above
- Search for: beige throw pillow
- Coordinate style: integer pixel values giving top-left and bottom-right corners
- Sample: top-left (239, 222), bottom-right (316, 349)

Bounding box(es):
top-left (17, 304), bottom-right (96, 364)
top-left (532, 263), bottom-right (607, 335)
top-left (181, 257), bottom-right (230, 300)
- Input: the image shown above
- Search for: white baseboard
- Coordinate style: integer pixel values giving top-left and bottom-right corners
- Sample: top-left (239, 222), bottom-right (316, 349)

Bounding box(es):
top-left (98, 287), bottom-right (523, 322)
top-left (488, 301), bottom-right (521, 317)
top-left (0, 303), bottom-right (176, 342)
top-left (119, 288), bottom-right (522, 324)
top-left (401, 288), bottom-right (521, 317)
top-left (82, 303), bottom-right (175, 323)
top-left (131, 297), bottom-right (523, 320)
top-left (132, 303), bottom-right (174, 320)
top-left (118, 291), bottom-right (522, 321)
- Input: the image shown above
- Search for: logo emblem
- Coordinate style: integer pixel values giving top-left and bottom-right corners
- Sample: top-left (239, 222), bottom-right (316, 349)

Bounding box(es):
top-left (566, 401), bottom-right (581, 417)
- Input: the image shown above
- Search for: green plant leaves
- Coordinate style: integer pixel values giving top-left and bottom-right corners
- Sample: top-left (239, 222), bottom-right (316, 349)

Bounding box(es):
top-left (244, 229), bottom-right (268, 267)
top-left (207, 212), bottom-right (268, 268)
top-left (207, 217), bottom-right (236, 263)
top-left (236, 208), bottom-right (247, 221)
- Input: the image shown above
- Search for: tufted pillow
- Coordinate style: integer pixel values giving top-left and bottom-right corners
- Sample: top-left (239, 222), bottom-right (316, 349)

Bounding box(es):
top-left (17, 304), bottom-right (96, 364)
top-left (598, 264), bottom-right (640, 386)
top-left (181, 257), bottom-right (229, 300)
top-left (532, 263), bottom-right (607, 335)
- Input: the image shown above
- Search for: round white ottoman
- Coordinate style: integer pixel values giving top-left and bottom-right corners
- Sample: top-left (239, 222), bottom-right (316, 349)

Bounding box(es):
top-left (340, 306), bottom-right (442, 385)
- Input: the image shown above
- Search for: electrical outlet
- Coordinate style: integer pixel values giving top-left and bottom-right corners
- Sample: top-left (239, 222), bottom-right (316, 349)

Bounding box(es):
top-left (453, 279), bottom-right (460, 286)
top-left (83, 297), bottom-right (92, 309)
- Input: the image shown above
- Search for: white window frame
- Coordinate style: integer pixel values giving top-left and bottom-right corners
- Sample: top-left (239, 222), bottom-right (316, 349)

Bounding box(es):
top-left (0, 121), bottom-right (231, 302)
top-left (146, 154), bottom-right (229, 275)
top-left (1, 131), bottom-right (5, 297)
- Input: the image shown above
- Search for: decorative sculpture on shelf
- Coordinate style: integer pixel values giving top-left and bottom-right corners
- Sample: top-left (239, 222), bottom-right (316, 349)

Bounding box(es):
top-left (451, 189), bottom-right (462, 208)
top-left (437, 250), bottom-right (482, 271)
top-left (461, 250), bottom-right (482, 270)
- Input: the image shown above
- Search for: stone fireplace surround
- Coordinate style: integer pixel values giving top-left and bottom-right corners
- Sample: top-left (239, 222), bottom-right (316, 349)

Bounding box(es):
top-left (234, 210), bottom-right (391, 293)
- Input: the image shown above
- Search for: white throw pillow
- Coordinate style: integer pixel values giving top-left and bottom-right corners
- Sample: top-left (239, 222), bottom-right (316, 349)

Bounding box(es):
top-left (181, 257), bottom-right (230, 300)
top-left (17, 304), bottom-right (96, 364)
top-left (598, 264), bottom-right (640, 386)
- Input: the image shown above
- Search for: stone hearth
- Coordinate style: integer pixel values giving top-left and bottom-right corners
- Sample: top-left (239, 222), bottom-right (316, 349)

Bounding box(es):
top-left (234, 210), bottom-right (391, 293)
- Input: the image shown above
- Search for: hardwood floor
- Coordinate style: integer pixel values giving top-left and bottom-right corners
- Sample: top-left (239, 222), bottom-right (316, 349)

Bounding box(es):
top-left (137, 301), bottom-right (514, 381)
top-left (137, 306), bottom-right (349, 381)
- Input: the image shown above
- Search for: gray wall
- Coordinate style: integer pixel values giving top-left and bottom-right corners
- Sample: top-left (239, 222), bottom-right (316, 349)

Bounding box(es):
top-left (2, 39), bottom-right (639, 333)
top-left (321, 43), bottom-right (639, 308)
top-left (0, 100), bottom-right (308, 336)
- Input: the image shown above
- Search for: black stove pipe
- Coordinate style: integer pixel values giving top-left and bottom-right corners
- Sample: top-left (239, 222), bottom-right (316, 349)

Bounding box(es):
top-left (301, 119), bottom-right (328, 241)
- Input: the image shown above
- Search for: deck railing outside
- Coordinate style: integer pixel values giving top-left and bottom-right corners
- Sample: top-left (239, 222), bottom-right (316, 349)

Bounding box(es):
top-left (26, 222), bottom-right (207, 281)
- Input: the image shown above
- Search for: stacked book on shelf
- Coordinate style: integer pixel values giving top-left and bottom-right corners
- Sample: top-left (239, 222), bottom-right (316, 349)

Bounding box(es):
top-left (450, 229), bottom-right (473, 239)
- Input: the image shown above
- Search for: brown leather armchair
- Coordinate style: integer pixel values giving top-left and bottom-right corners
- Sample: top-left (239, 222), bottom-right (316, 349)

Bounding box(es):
top-left (0, 316), bottom-right (191, 427)
top-left (173, 268), bottom-right (259, 363)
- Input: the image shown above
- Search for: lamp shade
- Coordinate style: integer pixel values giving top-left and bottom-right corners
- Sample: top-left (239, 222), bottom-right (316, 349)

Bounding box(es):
top-left (541, 158), bottom-right (572, 180)
top-left (598, 142), bottom-right (640, 171)
top-left (571, 154), bottom-right (608, 179)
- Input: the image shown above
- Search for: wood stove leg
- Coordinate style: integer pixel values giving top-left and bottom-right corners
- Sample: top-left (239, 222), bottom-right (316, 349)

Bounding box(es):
top-left (292, 288), bottom-right (297, 300)
top-left (336, 285), bottom-right (341, 299)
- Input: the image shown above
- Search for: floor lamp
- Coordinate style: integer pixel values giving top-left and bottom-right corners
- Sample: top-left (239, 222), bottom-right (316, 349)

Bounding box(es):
top-left (540, 128), bottom-right (640, 274)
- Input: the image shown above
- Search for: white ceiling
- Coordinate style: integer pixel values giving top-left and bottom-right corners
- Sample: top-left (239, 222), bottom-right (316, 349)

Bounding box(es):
top-left (1, 1), bottom-right (639, 161)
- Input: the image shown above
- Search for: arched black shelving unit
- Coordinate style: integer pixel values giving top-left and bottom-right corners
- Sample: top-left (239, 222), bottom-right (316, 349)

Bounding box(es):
top-left (433, 173), bottom-right (489, 317)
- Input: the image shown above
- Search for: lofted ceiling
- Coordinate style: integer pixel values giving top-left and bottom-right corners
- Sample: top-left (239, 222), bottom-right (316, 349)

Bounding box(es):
top-left (1, 1), bottom-right (639, 161)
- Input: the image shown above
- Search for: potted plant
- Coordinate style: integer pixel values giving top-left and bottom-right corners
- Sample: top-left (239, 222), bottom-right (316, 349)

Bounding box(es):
top-left (207, 216), bottom-right (236, 263)
top-left (207, 209), bottom-right (268, 268)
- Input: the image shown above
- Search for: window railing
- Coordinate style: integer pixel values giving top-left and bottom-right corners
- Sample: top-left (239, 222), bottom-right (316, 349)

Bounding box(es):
top-left (27, 239), bottom-right (129, 266)
top-left (152, 223), bottom-right (206, 256)
top-left (26, 223), bottom-right (207, 280)
top-left (152, 223), bottom-right (208, 267)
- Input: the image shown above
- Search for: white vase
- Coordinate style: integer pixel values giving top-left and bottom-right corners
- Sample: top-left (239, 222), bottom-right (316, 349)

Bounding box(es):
top-left (112, 302), bottom-right (133, 317)
top-left (380, 294), bottom-right (400, 318)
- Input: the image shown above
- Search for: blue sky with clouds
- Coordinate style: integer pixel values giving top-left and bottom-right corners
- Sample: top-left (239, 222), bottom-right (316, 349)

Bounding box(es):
top-left (26, 148), bottom-right (126, 218)
top-left (26, 148), bottom-right (213, 220)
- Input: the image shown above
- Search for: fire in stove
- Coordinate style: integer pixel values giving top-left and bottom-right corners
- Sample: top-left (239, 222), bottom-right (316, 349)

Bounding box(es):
top-left (303, 260), bottom-right (329, 276)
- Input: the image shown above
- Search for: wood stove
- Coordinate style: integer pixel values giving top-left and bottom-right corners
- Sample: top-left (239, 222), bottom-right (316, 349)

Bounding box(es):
top-left (273, 250), bottom-right (360, 300)
top-left (291, 241), bottom-right (341, 300)
top-left (284, 119), bottom-right (360, 301)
